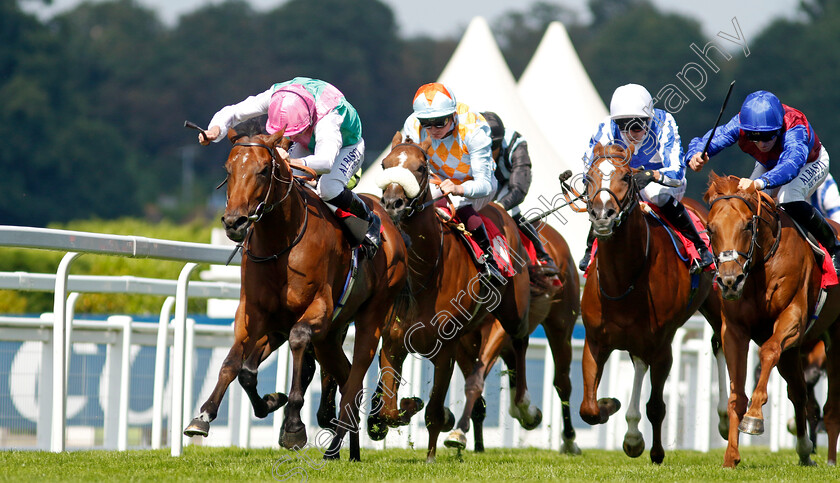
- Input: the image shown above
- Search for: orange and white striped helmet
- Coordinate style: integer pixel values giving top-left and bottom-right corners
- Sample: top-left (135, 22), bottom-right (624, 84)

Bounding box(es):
top-left (412, 83), bottom-right (457, 119)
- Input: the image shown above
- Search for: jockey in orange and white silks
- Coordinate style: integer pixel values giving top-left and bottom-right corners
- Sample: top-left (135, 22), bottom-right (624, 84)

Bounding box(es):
top-left (578, 83), bottom-right (714, 273)
top-left (379, 82), bottom-right (503, 281)
top-left (198, 76), bottom-right (380, 258)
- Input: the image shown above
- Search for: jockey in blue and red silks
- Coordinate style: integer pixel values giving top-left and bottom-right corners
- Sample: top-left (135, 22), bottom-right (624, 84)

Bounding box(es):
top-left (578, 83), bottom-right (715, 273)
top-left (686, 90), bottom-right (840, 273)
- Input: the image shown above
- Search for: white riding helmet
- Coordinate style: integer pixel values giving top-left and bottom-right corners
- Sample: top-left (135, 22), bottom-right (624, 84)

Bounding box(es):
top-left (412, 83), bottom-right (457, 119)
top-left (610, 84), bottom-right (654, 120)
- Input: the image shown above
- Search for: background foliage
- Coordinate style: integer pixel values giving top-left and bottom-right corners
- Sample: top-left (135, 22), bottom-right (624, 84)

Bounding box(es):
top-left (3, 0), bottom-right (840, 312)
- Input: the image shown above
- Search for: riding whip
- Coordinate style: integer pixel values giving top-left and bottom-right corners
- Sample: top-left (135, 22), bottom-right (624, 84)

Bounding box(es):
top-left (702, 80), bottom-right (736, 159)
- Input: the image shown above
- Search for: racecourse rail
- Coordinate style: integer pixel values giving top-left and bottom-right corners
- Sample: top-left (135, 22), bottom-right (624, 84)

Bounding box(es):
top-left (0, 225), bottom-right (824, 457)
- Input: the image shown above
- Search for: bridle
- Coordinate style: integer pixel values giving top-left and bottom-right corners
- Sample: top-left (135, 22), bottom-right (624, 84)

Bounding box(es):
top-left (224, 140), bottom-right (309, 263)
top-left (586, 154), bottom-right (640, 233)
top-left (708, 192), bottom-right (781, 276)
top-left (588, 153), bottom-right (650, 301)
top-left (392, 143), bottom-right (434, 219)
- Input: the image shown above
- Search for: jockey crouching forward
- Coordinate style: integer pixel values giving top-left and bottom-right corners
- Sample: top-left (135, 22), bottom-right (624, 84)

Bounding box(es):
top-left (481, 111), bottom-right (560, 277)
top-left (578, 83), bottom-right (715, 273)
top-left (687, 89), bottom-right (840, 273)
top-left (403, 82), bottom-right (504, 281)
top-left (200, 76), bottom-right (380, 258)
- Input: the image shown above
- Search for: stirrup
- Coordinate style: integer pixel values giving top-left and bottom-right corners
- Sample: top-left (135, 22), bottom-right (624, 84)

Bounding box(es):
top-left (536, 257), bottom-right (560, 277)
top-left (481, 256), bottom-right (504, 282)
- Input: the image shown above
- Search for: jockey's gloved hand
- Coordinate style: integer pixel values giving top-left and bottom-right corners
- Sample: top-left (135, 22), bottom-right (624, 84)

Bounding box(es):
top-left (632, 170), bottom-right (656, 189)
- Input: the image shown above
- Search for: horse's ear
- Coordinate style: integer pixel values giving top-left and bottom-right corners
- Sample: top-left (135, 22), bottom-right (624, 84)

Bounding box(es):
top-left (704, 171), bottom-right (722, 204)
top-left (267, 131), bottom-right (285, 147)
top-left (420, 137), bottom-right (433, 156)
top-left (390, 131), bottom-right (403, 149)
top-left (626, 144), bottom-right (636, 156)
top-left (226, 128), bottom-right (239, 143)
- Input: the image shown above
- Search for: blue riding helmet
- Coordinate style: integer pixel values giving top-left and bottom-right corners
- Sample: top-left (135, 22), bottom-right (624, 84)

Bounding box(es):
top-left (739, 90), bottom-right (784, 132)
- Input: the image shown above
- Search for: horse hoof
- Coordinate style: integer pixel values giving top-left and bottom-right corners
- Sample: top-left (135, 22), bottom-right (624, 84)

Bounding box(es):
top-left (367, 419), bottom-right (389, 441)
top-left (799, 457), bottom-right (817, 467)
top-left (786, 417), bottom-right (797, 435)
top-left (280, 426), bottom-right (308, 450)
top-left (183, 418), bottom-right (209, 437)
top-left (561, 439), bottom-right (582, 456)
top-left (442, 407), bottom-right (456, 432)
top-left (264, 392), bottom-right (288, 412)
top-left (598, 397), bottom-right (621, 422)
top-left (622, 434), bottom-right (645, 458)
top-left (738, 416), bottom-right (764, 435)
top-left (399, 396), bottom-right (424, 424)
top-left (443, 429), bottom-right (467, 449)
top-left (525, 407), bottom-right (543, 430)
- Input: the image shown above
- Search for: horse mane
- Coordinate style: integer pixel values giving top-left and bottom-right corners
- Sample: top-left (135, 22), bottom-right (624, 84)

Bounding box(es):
top-left (704, 172), bottom-right (749, 204)
top-left (231, 115), bottom-right (269, 142)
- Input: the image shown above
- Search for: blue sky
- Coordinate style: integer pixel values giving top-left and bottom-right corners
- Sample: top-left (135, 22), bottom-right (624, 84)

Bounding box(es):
top-left (22, 0), bottom-right (802, 40)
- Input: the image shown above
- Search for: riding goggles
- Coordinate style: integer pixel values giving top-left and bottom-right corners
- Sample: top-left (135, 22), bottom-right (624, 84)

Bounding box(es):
top-left (744, 130), bottom-right (779, 142)
top-left (419, 115), bottom-right (452, 129)
top-left (614, 117), bottom-right (649, 132)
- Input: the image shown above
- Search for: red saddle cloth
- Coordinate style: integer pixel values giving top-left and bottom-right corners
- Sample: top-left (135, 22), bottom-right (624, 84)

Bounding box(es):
top-left (815, 244), bottom-right (839, 289)
top-left (436, 207), bottom-right (517, 277)
top-left (584, 201), bottom-right (714, 278)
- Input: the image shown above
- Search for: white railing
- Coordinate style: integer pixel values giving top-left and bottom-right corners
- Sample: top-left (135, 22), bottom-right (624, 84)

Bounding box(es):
top-left (0, 225), bottom-right (827, 457)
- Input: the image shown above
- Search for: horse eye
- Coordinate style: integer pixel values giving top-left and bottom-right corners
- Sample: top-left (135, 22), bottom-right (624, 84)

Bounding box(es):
top-left (258, 165), bottom-right (270, 178)
top-left (622, 173), bottom-right (632, 183)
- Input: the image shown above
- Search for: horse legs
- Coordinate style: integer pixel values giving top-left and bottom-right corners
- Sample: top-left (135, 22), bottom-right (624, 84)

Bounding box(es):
top-left (425, 347), bottom-right (457, 463)
top-left (824, 323), bottom-right (840, 466)
top-left (445, 326), bottom-right (493, 451)
top-left (580, 337), bottom-right (619, 425)
top-left (321, 320), bottom-right (379, 462)
top-left (317, 370), bottom-right (339, 431)
top-left (712, 335), bottom-right (730, 440)
top-left (184, 336), bottom-right (250, 437)
top-left (543, 319), bottom-right (580, 455)
top-left (503, 336), bottom-right (542, 430)
top-left (775, 349), bottom-right (814, 466)
top-left (470, 395), bottom-right (487, 452)
top-left (721, 320), bottom-right (749, 468)
top-left (646, 351), bottom-right (672, 465)
top-left (280, 322), bottom-right (314, 450)
top-left (367, 342), bottom-right (421, 440)
top-left (238, 333), bottom-right (289, 419)
top-left (622, 355), bottom-right (648, 459)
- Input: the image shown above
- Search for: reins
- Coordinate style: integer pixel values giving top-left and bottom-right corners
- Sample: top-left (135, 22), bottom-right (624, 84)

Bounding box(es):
top-left (709, 190), bottom-right (781, 274)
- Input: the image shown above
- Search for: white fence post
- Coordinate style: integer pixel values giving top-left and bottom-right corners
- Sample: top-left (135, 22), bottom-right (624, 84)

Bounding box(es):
top-left (51, 251), bottom-right (81, 453)
top-left (170, 263), bottom-right (198, 457)
top-left (152, 297), bottom-right (175, 449)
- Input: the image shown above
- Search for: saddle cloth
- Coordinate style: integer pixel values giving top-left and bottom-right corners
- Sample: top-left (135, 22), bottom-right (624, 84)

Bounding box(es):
top-left (436, 206), bottom-right (516, 277)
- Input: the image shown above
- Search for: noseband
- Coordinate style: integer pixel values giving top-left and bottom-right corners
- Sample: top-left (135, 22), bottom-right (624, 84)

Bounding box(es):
top-left (709, 193), bottom-right (781, 275)
top-left (392, 143), bottom-right (433, 219)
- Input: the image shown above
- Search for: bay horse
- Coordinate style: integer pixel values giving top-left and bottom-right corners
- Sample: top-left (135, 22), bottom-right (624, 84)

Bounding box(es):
top-left (578, 143), bottom-right (724, 464)
top-left (445, 221), bottom-right (581, 454)
top-left (367, 133), bottom-right (532, 462)
top-left (183, 127), bottom-right (408, 461)
top-left (704, 172), bottom-right (840, 467)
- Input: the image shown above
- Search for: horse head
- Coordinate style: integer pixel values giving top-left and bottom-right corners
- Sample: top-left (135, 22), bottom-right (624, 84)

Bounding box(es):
top-left (220, 128), bottom-right (293, 242)
top-left (585, 143), bottom-right (638, 238)
top-left (376, 132), bottom-right (433, 223)
top-left (704, 171), bottom-right (778, 300)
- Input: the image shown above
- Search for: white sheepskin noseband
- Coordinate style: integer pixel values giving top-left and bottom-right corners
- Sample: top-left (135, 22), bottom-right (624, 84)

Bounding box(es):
top-left (376, 166), bottom-right (422, 198)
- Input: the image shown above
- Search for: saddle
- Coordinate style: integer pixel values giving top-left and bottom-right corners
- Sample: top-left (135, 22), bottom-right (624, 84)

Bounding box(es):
top-left (434, 206), bottom-right (516, 277)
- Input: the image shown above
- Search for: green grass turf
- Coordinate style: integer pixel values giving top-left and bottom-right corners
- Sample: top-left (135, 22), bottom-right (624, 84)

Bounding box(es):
top-left (0, 445), bottom-right (837, 482)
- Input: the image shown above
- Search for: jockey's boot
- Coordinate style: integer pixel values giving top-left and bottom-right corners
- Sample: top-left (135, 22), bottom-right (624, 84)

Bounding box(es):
top-left (578, 227), bottom-right (595, 272)
top-left (782, 201), bottom-right (840, 274)
top-left (471, 222), bottom-right (505, 283)
top-left (328, 188), bottom-right (381, 259)
top-left (513, 213), bottom-right (559, 276)
top-left (658, 200), bottom-right (715, 272)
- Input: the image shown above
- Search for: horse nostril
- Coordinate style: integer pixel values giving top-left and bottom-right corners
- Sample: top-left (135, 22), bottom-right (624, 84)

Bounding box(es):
top-left (734, 274), bottom-right (745, 287)
top-left (605, 208), bottom-right (616, 218)
top-left (394, 199), bottom-right (404, 210)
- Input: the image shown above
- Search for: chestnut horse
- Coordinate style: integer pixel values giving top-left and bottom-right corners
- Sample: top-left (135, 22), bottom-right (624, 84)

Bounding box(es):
top-left (704, 173), bottom-right (840, 467)
top-left (445, 222), bottom-right (581, 454)
top-left (578, 143), bottom-right (724, 464)
top-left (183, 128), bottom-right (408, 461)
top-left (367, 133), bottom-right (532, 462)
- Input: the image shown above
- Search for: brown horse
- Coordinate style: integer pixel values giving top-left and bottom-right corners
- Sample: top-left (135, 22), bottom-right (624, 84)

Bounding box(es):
top-left (704, 172), bottom-right (840, 467)
top-left (367, 133), bottom-right (532, 462)
top-left (578, 143), bottom-right (723, 464)
top-left (444, 221), bottom-right (581, 454)
top-left (183, 127), bottom-right (408, 461)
